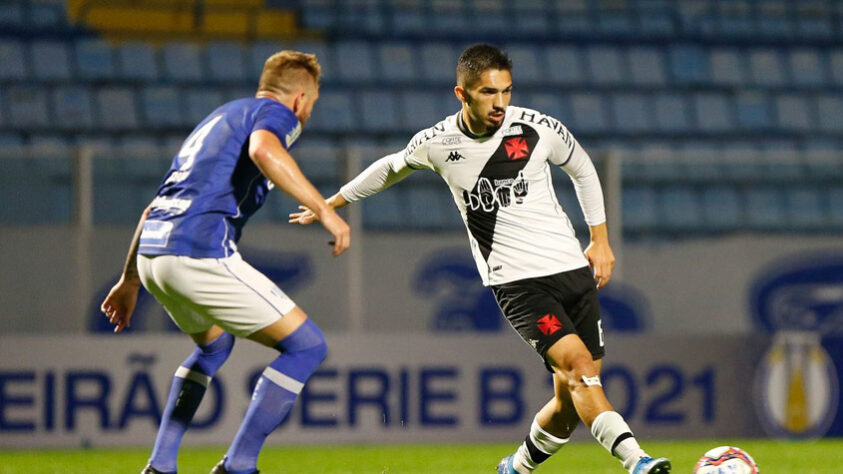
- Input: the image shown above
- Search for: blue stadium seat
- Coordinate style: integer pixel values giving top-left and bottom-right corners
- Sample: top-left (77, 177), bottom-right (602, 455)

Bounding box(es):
top-left (816, 95), bottom-right (843, 132)
top-left (775, 94), bottom-right (814, 131)
top-left (653, 93), bottom-right (690, 132)
top-left (701, 186), bottom-right (741, 230)
top-left (627, 46), bottom-right (666, 85)
top-left (141, 86), bottom-right (184, 127)
top-left (30, 40), bottom-right (71, 80)
top-left (521, 93), bottom-right (567, 120)
top-left (206, 41), bottom-right (247, 83)
top-left (829, 188), bottom-right (843, 227)
top-left (77, 136), bottom-right (116, 160)
top-left (307, 90), bottom-right (354, 133)
top-left (362, 192), bottom-right (406, 229)
top-left (53, 85), bottom-right (94, 130)
top-left (117, 42), bottom-right (159, 81)
top-left (405, 186), bottom-right (454, 229)
top-left (0, 2), bottom-right (23, 28)
top-left (785, 188), bottom-right (824, 229)
top-left (506, 45), bottom-right (544, 85)
top-left (334, 41), bottom-right (376, 82)
top-left (184, 88), bottom-right (223, 125)
top-left (390, 4), bottom-right (426, 35)
top-left (470, 1), bottom-right (508, 35)
top-left (545, 46), bottom-right (585, 85)
top-left (668, 45), bottom-right (708, 84)
top-left (694, 93), bottom-right (734, 132)
top-left (709, 49), bottom-right (746, 86)
top-left (788, 49), bottom-right (827, 86)
top-left (512, 0), bottom-right (551, 35)
top-left (293, 138), bottom-right (339, 183)
top-left (96, 87), bottom-right (139, 130)
top-left (359, 90), bottom-right (400, 132)
top-left (586, 46), bottom-right (624, 85)
top-left (0, 40), bottom-right (28, 80)
top-left (748, 49), bottom-right (788, 86)
top-left (745, 188), bottom-right (785, 229)
top-left (75, 38), bottom-right (115, 80)
top-left (400, 91), bottom-right (448, 131)
top-left (0, 134), bottom-right (25, 157)
top-left (569, 93), bottom-right (608, 133)
top-left (249, 41), bottom-right (284, 81)
top-left (377, 42), bottom-right (418, 83)
top-left (735, 92), bottom-right (772, 130)
top-left (161, 42), bottom-right (203, 83)
top-left (419, 43), bottom-right (458, 83)
top-left (622, 187), bottom-right (657, 232)
top-left (428, 1), bottom-right (467, 34)
top-left (5, 85), bottom-right (49, 127)
top-left (30, 1), bottom-right (68, 29)
top-left (611, 94), bottom-right (651, 133)
top-left (659, 187), bottom-right (701, 231)
top-left (830, 50), bottom-right (843, 86)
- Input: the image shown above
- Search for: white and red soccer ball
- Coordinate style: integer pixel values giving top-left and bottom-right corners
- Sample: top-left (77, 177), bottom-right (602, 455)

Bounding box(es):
top-left (693, 446), bottom-right (759, 474)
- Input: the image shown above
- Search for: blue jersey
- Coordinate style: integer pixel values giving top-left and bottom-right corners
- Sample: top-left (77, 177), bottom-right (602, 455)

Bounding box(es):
top-left (138, 98), bottom-right (301, 258)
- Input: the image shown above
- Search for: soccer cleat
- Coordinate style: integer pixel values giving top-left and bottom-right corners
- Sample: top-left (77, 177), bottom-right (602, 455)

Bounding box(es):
top-left (496, 454), bottom-right (518, 474)
top-left (141, 465), bottom-right (175, 474)
top-left (632, 456), bottom-right (671, 474)
top-left (210, 458), bottom-right (259, 474)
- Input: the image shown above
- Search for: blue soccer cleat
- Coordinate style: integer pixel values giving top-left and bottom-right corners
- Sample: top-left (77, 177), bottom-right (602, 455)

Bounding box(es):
top-left (496, 454), bottom-right (518, 474)
top-left (632, 456), bottom-right (671, 474)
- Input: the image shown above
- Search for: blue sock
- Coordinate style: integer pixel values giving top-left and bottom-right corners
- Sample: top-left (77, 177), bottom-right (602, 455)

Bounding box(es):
top-left (224, 320), bottom-right (327, 473)
top-left (149, 332), bottom-right (235, 473)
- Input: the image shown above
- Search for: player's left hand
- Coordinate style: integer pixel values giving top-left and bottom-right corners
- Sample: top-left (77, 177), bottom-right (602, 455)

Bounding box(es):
top-left (584, 240), bottom-right (615, 290)
top-left (100, 277), bottom-right (141, 334)
top-left (289, 205), bottom-right (318, 225)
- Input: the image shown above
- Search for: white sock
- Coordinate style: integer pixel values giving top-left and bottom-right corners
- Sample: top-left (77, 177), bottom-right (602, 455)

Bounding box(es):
top-left (590, 411), bottom-right (647, 472)
top-left (511, 418), bottom-right (569, 473)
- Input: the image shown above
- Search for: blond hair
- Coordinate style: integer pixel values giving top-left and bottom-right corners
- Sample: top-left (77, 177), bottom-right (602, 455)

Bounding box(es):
top-left (258, 50), bottom-right (321, 96)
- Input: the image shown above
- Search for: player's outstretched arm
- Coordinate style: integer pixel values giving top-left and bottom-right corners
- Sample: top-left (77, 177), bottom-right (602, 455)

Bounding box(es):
top-left (249, 130), bottom-right (350, 256)
top-left (101, 205), bottom-right (150, 333)
top-left (584, 222), bottom-right (615, 289)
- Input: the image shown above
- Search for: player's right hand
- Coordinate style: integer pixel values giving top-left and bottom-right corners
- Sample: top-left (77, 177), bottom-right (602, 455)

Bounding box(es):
top-left (289, 205), bottom-right (318, 225)
top-left (100, 277), bottom-right (141, 334)
top-left (320, 210), bottom-right (351, 257)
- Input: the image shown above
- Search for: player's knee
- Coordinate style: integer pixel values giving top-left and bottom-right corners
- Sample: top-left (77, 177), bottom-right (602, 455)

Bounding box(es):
top-left (552, 352), bottom-right (599, 392)
top-left (275, 319), bottom-right (328, 376)
top-left (183, 331), bottom-right (235, 378)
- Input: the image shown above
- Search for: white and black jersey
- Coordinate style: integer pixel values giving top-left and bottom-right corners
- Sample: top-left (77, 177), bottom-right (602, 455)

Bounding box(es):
top-left (340, 106), bottom-right (606, 286)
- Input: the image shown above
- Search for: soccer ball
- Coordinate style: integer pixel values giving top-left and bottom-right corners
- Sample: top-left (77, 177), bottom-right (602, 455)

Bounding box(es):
top-left (693, 446), bottom-right (759, 474)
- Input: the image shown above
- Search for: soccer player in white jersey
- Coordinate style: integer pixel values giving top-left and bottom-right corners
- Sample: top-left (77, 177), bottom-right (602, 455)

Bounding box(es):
top-left (291, 44), bottom-right (671, 474)
top-left (100, 51), bottom-right (350, 474)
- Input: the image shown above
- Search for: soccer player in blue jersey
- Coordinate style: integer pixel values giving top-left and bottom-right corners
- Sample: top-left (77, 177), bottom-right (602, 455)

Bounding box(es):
top-left (100, 51), bottom-right (349, 474)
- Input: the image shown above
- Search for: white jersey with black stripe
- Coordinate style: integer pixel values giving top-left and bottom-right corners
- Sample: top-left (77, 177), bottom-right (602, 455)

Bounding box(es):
top-left (341, 105), bottom-right (606, 286)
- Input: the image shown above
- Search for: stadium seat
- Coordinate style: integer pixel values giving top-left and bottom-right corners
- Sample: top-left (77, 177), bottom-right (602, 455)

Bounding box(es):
top-left (653, 93), bottom-right (691, 132)
top-left (611, 94), bottom-right (652, 133)
top-left (745, 188), bottom-right (785, 229)
top-left (0, 40), bottom-right (28, 80)
top-left (627, 46), bottom-right (667, 85)
top-left (334, 41), bottom-right (376, 82)
top-left (659, 187), bottom-right (702, 231)
top-left (75, 38), bottom-right (115, 80)
top-left (830, 50), bottom-right (843, 85)
top-left (694, 93), bottom-right (734, 132)
top-left (828, 188), bottom-right (843, 227)
top-left (249, 41), bottom-right (284, 81)
top-left (359, 90), bottom-right (400, 132)
top-left (53, 85), bottom-right (95, 130)
top-left (0, 133), bottom-right (25, 157)
top-left (5, 85), bottom-right (49, 127)
top-left (788, 49), bottom-right (827, 86)
top-left (29, 1), bottom-right (68, 29)
top-left (785, 187), bottom-right (824, 229)
top-left (161, 42), bottom-right (203, 83)
top-left (735, 91), bottom-right (772, 131)
top-left (419, 43), bottom-right (459, 83)
top-left (622, 187), bottom-right (658, 232)
top-left (377, 42), bottom-right (418, 83)
top-left (30, 40), bottom-right (72, 80)
top-left (362, 192), bottom-right (406, 229)
top-left (544, 45), bottom-right (585, 85)
top-left (586, 46), bottom-right (624, 85)
top-left (668, 44), bottom-right (708, 84)
top-left (427, 1), bottom-right (467, 35)
top-left (506, 45), bottom-right (544, 85)
top-left (709, 48), bottom-right (746, 86)
top-left (400, 90), bottom-right (448, 131)
top-left (206, 41), bottom-right (247, 83)
top-left (748, 49), bottom-right (788, 86)
top-left (141, 86), bottom-right (184, 127)
top-left (815, 95), bottom-right (843, 133)
top-left (470, 0), bottom-right (508, 35)
top-left (775, 94), bottom-right (814, 131)
top-left (405, 186), bottom-right (453, 229)
top-left (184, 88), bottom-right (223, 125)
top-left (701, 186), bottom-right (741, 231)
top-left (96, 87), bottom-right (139, 130)
top-left (569, 93), bottom-right (608, 133)
top-left (116, 41), bottom-right (159, 81)
top-left (0, 2), bottom-right (23, 28)
top-left (293, 138), bottom-right (339, 183)
top-left (521, 93), bottom-right (567, 120)
top-left (390, 3), bottom-right (427, 35)
top-left (306, 90), bottom-right (354, 132)
top-left (512, 0), bottom-right (552, 36)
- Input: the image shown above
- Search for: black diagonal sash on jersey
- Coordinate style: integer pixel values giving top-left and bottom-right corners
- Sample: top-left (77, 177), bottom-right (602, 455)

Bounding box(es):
top-left (462, 124), bottom-right (540, 261)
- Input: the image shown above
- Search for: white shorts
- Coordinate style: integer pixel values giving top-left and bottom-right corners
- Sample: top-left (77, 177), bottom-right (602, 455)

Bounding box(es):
top-left (137, 252), bottom-right (296, 337)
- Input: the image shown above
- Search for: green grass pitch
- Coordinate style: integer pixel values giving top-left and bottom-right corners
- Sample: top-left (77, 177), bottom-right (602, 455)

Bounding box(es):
top-left (2, 439), bottom-right (842, 473)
